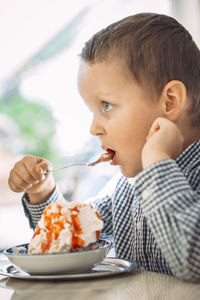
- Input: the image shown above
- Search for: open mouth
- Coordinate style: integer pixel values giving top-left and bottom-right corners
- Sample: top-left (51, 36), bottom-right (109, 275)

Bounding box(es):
top-left (100, 148), bottom-right (115, 163)
top-left (88, 148), bottom-right (115, 166)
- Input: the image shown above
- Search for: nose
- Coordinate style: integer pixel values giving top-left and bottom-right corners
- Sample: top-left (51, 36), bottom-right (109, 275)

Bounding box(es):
top-left (90, 115), bottom-right (105, 136)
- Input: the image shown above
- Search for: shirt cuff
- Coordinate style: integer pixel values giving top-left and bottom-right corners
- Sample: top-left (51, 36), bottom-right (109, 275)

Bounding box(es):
top-left (135, 159), bottom-right (192, 216)
top-left (22, 185), bottom-right (64, 229)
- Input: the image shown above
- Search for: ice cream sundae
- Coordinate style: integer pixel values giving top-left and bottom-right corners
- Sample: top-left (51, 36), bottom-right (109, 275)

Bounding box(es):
top-left (28, 201), bottom-right (104, 254)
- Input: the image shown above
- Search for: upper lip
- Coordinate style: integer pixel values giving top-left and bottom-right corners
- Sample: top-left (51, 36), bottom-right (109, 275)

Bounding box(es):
top-left (101, 145), bottom-right (114, 151)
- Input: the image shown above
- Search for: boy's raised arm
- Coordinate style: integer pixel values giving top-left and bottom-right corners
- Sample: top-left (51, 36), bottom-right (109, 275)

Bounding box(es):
top-left (138, 118), bottom-right (200, 280)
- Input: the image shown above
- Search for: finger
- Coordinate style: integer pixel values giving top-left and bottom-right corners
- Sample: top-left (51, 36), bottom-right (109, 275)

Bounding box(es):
top-left (9, 160), bottom-right (42, 192)
top-left (21, 157), bottom-right (47, 181)
top-left (35, 160), bottom-right (53, 175)
top-left (8, 172), bottom-right (33, 193)
top-left (25, 179), bottom-right (48, 194)
top-left (14, 161), bottom-right (39, 184)
top-left (146, 120), bottom-right (161, 141)
top-left (151, 123), bottom-right (160, 136)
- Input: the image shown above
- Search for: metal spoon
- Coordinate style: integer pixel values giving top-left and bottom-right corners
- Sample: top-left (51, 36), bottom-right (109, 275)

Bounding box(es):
top-left (43, 163), bottom-right (88, 174)
top-left (43, 152), bottom-right (114, 174)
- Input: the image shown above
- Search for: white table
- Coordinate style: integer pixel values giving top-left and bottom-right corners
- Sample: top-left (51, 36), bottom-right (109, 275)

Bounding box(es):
top-left (1, 254), bottom-right (200, 300)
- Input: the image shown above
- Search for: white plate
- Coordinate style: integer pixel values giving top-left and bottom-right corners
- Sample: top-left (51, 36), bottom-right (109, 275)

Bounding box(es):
top-left (0, 258), bottom-right (136, 280)
top-left (3, 239), bottom-right (111, 275)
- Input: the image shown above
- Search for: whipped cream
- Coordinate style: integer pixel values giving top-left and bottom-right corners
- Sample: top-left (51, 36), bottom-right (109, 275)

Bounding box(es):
top-left (28, 201), bottom-right (103, 254)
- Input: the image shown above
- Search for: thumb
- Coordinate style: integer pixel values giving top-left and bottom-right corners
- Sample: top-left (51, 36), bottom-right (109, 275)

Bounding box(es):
top-left (146, 122), bottom-right (160, 142)
top-left (35, 160), bottom-right (53, 176)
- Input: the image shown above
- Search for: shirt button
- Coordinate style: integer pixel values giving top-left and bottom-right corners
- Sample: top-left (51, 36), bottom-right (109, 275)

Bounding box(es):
top-left (142, 188), bottom-right (152, 200)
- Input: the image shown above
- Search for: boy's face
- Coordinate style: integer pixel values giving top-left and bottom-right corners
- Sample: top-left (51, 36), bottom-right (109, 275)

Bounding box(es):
top-left (78, 59), bottom-right (163, 177)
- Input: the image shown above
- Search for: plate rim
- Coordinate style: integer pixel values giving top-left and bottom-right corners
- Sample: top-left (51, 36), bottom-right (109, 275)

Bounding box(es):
top-left (0, 258), bottom-right (136, 280)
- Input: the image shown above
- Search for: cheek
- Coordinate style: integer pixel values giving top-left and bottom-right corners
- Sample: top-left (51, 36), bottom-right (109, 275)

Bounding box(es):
top-left (113, 117), bottom-right (148, 145)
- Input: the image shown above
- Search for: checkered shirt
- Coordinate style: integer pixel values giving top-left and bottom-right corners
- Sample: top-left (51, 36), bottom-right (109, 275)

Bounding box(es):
top-left (22, 139), bottom-right (200, 281)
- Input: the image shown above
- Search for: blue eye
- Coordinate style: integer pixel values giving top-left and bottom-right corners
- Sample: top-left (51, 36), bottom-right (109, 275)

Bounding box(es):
top-left (103, 101), bottom-right (113, 112)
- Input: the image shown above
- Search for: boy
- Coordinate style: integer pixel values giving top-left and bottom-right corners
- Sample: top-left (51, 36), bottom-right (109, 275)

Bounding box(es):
top-left (8, 13), bottom-right (200, 281)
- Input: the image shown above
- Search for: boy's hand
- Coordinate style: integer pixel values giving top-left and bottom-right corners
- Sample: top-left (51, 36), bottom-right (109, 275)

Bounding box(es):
top-left (8, 155), bottom-right (55, 204)
top-left (142, 117), bottom-right (184, 169)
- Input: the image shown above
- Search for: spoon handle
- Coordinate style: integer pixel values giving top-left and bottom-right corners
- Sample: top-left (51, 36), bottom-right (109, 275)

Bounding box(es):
top-left (43, 163), bottom-right (88, 174)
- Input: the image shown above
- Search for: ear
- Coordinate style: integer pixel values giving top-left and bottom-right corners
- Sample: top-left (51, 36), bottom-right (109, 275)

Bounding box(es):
top-left (160, 80), bottom-right (187, 121)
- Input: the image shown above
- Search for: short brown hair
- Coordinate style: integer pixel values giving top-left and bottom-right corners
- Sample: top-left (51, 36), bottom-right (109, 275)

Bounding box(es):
top-left (80, 13), bottom-right (200, 126)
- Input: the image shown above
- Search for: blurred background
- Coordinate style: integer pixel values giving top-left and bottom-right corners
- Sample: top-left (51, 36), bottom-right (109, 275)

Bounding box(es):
top-left (0, 0), bottom-right (200, 250)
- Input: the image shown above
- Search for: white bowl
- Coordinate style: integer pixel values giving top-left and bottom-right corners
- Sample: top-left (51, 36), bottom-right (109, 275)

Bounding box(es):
top-left (4, 238), bottom-right (111, 275)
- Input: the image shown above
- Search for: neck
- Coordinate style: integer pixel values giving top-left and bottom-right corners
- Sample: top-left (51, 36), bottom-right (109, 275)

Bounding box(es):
top-left (182, 126), bottom-right (200, 150)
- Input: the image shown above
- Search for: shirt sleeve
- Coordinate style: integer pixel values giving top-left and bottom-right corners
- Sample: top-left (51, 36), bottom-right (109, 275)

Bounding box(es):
top-left (135, 159), bottom-right (200, 281)
top-left (22, 185), bottom-right (65, 229)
